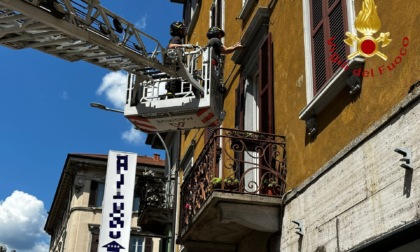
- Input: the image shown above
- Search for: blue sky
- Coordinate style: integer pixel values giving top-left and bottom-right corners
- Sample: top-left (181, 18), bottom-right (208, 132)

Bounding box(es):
top-left (0, 1), bottom-right (182, 251)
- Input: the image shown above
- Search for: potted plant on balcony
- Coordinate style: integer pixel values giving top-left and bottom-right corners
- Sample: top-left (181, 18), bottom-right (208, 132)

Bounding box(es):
top-left (211, 177), bottom-right (222, 189)
top-left (229, 132), bottom-right (267, 151)
top-left (223, 177), bottom-right (239, 191)
top-left (262, 178), bottom-right (279, 196)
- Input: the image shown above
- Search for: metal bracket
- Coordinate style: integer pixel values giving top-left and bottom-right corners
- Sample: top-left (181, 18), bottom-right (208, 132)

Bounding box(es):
top-left (346, 74), bottom-right (361, 95)
top-left (306, 117), bottom-right (318, 137)
top-left (292, 220), bottom-right (304, 236)
top-left (394, 147), bottom-right (413, 169)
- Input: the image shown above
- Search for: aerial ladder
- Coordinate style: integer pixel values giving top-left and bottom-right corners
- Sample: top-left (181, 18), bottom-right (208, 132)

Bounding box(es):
top-left (0, 0), bottom-right (224, 132)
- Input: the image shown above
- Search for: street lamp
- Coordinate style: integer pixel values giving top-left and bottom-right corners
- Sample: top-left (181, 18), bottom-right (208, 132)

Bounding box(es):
top-left (89, 102), bottom-right (171, 169)
top-left (90, 102), bottom-right (124, 113)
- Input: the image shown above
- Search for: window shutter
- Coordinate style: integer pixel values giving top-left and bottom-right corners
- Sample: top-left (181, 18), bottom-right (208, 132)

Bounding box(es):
top-left (90, 233), bottom-right (99, 252)
top-left (88, 180), bottom-right (98, 207)
top-left (185, 1), bottom-right (191, 27)
top-left (234, 77), bottom-right (245, 175)
top-left (313, 27), bottom-right (327, 92)
top-left (310, 0), bottom-right (348, 94)
top-left (216, 0), bottom-right (223, 27)
top-left (145, 237), bottom-right (153, 252)
top-left (329, 1), bottom-right (347, 74)
top-left (235, 77), bottom-right (245, 130)
top-left (259, 33), bottom-right (274, 134)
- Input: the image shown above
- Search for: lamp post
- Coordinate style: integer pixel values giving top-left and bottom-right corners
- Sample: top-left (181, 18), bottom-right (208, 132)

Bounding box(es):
top-left (90, 102), bottom-right (176, 251)
top-left (89, 102), bottom-right (171, 173)
top-left (90, 102), bottom-right (126, 114)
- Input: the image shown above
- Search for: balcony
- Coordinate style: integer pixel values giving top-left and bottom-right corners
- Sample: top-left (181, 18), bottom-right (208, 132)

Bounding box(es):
top-left (135, 174), bottom-right (173, 236)
top-left (178, 128), bottom-right (286, 251)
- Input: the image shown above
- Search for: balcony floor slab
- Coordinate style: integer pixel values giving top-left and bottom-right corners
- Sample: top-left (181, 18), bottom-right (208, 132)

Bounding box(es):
top-left (178, 191), bottom-right (283, 248)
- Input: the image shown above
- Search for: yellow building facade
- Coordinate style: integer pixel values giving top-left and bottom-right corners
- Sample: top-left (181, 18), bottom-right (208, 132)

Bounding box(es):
top-left (170, 0), bottom-right (420, 251)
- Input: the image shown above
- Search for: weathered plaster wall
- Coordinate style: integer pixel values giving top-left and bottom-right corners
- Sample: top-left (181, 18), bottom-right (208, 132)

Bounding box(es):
top-left (281, 93), bottom-right (420, 251)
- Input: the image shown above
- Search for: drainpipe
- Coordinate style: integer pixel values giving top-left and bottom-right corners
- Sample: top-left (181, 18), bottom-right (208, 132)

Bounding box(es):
top-left (171, 159), bottom-right (180, 252)
top-left (172, 131), bottom-right (183, 252)
top-left (154, 132), bottom-right (175, 252)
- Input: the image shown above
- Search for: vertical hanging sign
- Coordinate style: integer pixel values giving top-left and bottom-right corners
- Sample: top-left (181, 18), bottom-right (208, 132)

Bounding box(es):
top-left (98, 150), bottom-right (137, 252)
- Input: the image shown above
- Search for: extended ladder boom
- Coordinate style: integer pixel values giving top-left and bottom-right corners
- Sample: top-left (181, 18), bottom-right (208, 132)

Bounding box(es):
top-left (1, 0), bottom-right (221, 133)
top-left (0, 0), bottom-right (176, 79)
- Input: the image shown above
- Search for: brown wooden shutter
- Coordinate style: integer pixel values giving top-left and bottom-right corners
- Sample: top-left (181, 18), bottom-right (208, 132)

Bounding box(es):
top-left (90, 233), bottom-right (99, 252)
top-left (185, 1), bottom-right (191, 27)
top-left (234, 77), bottom-right (245, 176)
top-left (216, 0), bottom-right (223, 27)
top-left (88, 180), bottom-right (98, 207)
top-left (329, 0), bottom-right (348, 74)
top-left (145, 237), bottom-right (153, 252)
top-left (310, 0), bottom-right (348, 94)
top-left (259, 33), bottom-right (274, 134)
top-left (235, 77), bottom-right (245, 130)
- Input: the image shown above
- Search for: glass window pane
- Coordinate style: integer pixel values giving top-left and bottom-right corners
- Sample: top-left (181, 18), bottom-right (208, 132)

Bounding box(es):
top-left (96, 183), bottom-right (105, 207)
top-left (133, 197), bottom-right (140, 211)
top-left (129, 236), bottom-right (144, 252)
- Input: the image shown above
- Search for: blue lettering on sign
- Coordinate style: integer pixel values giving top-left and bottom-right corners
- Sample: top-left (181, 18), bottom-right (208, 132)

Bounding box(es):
top-left (109, 231), bottom-right (121, 239)
top-left (108, 155), bottom-right (129, 241)
top-left (109, 202), bottom-right (125, 228)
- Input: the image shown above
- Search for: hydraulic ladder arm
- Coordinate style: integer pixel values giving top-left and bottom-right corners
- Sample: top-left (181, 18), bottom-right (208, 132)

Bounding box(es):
top-left (0, 0), bottom-right (202, 91)
top-left (1, 0), bottom-right (221, 132)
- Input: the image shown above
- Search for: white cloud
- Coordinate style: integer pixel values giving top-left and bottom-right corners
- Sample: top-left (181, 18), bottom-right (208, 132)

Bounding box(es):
top-left (0, 191), bottom-right (49, 252)
top-left (122, 127), bottom-right (146, 144)
top-left (96, 71), bottom-right (149, 145)
top-left (60, 91), bottom-right (68, 100)
top-left (96, 71), bottom-right (128, 109)
top-left (135, 15), bottom-right (147, 29)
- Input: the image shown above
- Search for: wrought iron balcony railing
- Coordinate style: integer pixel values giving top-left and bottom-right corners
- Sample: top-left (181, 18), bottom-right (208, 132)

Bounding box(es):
top-left (135, 174), bottom-right (174, 235)
top-left (135, 175), bottom-right (168, 209)
top-left (179, 128), bottom-right (286, 231)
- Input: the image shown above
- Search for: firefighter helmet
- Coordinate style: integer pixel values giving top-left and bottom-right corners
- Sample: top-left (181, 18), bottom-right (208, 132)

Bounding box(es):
top-left (206, 26), bottom-right (225, 39)
top-left (170, 21), bottom-right (187, 37)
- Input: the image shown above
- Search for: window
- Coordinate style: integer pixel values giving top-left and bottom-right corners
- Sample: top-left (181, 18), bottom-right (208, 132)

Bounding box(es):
top-left (234, 33), bottom-right (274, 133)
top-left (184, 156), bottom-right (194, 176)
top-left (89, 180), bottom-right (140, 210)
top-left (129, 236), bottom-right (153, 252)
top-left (310, 0), bottom-right (349, 94)
top-left (259, 33), bottom-right (274, 134)
top-left (184, 0), bottom-right (200, 35)
top-left (210, 0), bottom-right (223, 28)
top-left (88, 181), bottom-right (104, 207)
top-left (238, 0), bottom-right (257, 20)
top-left (90, 233), bottom-right (99, 252)
top-left (132, 196), bottom-right (140, 211)
top-left (89, 226), bottom-right (100, 252)
top-left (180, 148), bottom-right (194, 178)
top-left (235, 78), bottom-right (245, 130)
top-left (89, 228), bottom-right (153, 252)
top-left (234, 72), bottom-right (259, 132)
top-left (233, 28), bottom-right (273, 191)
top-left (130, 236), bottom-right (144, 252)
top-left (300, 0), bottom-right (361, 125)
